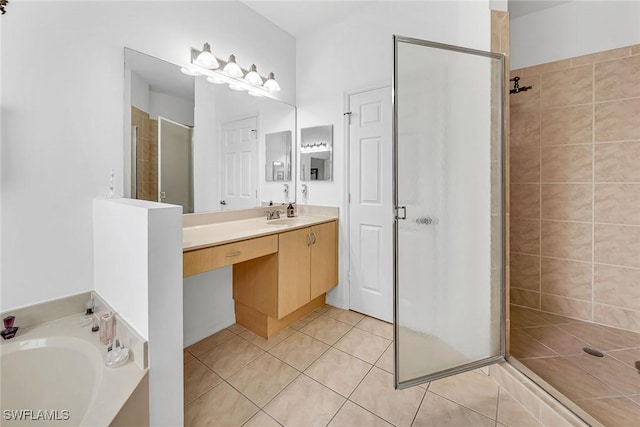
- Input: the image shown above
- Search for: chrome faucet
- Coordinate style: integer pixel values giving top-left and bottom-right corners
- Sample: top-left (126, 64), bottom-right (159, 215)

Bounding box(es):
top-left (265, 209), bottom-right (284, 220)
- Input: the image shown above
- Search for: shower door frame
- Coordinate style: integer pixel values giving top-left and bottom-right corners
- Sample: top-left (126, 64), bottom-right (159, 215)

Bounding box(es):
top-left (392, 35), bottom-right (507, 389)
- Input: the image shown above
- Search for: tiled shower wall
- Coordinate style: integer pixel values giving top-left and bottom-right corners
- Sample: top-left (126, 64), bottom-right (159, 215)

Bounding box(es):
top-left (510, 44), bottom-right (640, 333)
top-left (131, 106), bottom-right (158, 201)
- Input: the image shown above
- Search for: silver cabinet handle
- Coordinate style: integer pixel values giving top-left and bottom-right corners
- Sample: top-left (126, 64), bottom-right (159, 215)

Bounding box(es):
top-left (225, 251), bottom-right (241, 257)
top-left (311, 231), bottom-right (317, 244)
top-left (159, 191), bottom-right (166, 200)
top-left (416, 217), bottom-right (433, 225)
top-left (307, 233), bottom-right (312, 246)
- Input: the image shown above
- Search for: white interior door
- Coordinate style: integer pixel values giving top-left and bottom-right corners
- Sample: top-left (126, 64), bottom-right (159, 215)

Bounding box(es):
top-left (221, 117), bottom-right (258, 209)
top-left (158, 117), bottom-right (193, 213)
top-left (348, 86), bottom-right (393, 322)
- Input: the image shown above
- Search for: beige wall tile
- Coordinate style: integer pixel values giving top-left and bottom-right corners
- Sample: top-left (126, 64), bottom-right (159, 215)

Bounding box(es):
top-left (594, 264), bottom-right (640, 311)
top-left (594, 224), bottom-right (640, 268)
top-left (510, 184), bottom-right (540, 219)
top-left (510, 219), bottom-right (540, 255)
top-left (541, 221), bottom-right (592, 261)
top-left (541, 294), bottom-right (591, 321)
top-left (594, 303), bottom-right (640, 333)
top-left (595, 184), bottom-right (640, 225)
top-left (510, 253), bottom-right (540, 291)
top-left (571, 46), bottom-right (630, 67)
top-left (499, 14), bottom-right (509, 55)
top-left (541, 184), bottom-right (592, 222)
top-left (521, 59), bottom-right (571, 77)
top-left (541, 258), bottom-right (592, 300)
top-left (595, 141), bottom-right (640, 182)
top-left (540, 105), bottom-right (592, 145)
top-left (511, 288), bottom-right (540, 309)
top-left (510, 75), bottom-right (540, 107)
top-left (541, 65), bottom-right (593, 108)
top-left (632, 44), bottom-right (640, 55)
top-left (595, 98), bottom-right (640, 142)
top-left (511, 146), bottom-right (540, 183)
top-left (541, 145), bottom-right (592, 183)
top-left (595, 55), bottom-right (640, 101)
top-left (511, 103), bottom-right (540, 146)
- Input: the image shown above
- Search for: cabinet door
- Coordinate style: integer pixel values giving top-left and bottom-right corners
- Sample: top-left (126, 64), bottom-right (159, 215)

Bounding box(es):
top-left (310, 221), bottom-right (338, 299)
top-left (278, 227), bottom-right (312, 318)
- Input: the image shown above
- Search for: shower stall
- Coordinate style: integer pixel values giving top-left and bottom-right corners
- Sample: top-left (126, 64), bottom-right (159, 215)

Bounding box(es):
top-left (392, 36), bottom-right (505, 388)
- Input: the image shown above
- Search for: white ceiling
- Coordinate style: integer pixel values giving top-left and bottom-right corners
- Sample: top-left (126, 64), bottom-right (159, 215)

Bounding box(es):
top-left (243, 1), bottom-right (574, 38)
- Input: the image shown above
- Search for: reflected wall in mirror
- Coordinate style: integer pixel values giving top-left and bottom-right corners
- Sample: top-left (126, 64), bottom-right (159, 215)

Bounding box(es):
top-left (300, 125), bottom-right (333, 181)
top-left (265, 131), bottom-right (292, 182)
top-left (124, 48), bottom-right (296, 213)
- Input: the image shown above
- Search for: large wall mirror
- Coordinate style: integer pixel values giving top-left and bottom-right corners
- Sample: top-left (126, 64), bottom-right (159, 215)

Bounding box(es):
top-left (124, 48), bottom-right (296, 214)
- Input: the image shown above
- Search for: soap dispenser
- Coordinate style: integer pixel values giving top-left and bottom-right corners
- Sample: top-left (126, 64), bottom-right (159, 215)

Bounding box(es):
top-left (287, 203), bottom-right (295, 218)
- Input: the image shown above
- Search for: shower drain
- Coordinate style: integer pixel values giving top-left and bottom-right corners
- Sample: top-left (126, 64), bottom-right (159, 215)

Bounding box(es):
top-left (583, 347), bottom-right (604, 357)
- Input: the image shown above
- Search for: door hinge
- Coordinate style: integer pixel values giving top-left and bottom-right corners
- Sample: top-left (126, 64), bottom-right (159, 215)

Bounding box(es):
top-left (395, 206), bottom-right (406, 220)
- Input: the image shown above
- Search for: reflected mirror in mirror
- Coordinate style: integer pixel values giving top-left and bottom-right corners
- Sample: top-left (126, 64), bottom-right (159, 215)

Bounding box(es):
top-left (124, 48), bottom-right (296, 214)
top-left (300, 125), bottom-right (333, 181)
top-left (265, 131), bottom-right (292, 182)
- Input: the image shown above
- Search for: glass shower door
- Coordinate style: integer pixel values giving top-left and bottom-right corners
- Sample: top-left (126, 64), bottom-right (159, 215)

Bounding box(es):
top-left (393, 36), bottom-right (505, 388)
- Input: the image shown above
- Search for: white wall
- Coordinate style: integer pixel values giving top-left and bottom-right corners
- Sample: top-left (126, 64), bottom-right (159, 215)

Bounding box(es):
top-left (148, 90), bottom-right (194, 126)
top-left (1, 1), bottom-right (295, 311)
top-left (93, 198), bottom-right (183, 427)
top-left (510, 0), bottom-right (640, 69)
top-left (296, 0), bottom-right (492, 309)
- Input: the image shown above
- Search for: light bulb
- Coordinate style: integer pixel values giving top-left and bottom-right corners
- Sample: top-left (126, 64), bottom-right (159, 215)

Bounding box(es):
top-left (223, 54), bottom-right (244, 78)
top-left (248, 90), bottom-right (263, 97)
top-left (207, 75), bottom-right (226, 84)
top-left (194, 43), bottom-right (219, 69)
top-left (244, 64), bottom-right (263, 86)
top-left (180, 67), bottom-right (202, 76)
top-left (229, 83), bottom-right (247, 91)
top-left (263, 72), bottom-right (281, 92)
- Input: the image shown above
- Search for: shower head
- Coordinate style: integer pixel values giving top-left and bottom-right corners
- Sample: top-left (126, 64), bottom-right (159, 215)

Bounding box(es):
top-left (509, 76), bottom-right (532, 94)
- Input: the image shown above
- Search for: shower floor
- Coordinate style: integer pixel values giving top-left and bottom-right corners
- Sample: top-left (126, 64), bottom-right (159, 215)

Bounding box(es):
top-left (510, 305), bottom-right (640, 426)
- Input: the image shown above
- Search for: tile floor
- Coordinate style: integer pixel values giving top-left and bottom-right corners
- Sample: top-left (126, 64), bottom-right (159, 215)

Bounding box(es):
top-left (184, 304), bottom-right (541, 426)
top-left (510, 305), bottom-right (640, 426)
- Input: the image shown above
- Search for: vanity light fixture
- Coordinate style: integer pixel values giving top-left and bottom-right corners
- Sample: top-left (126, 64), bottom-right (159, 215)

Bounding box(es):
top-left (194, 42), bottom-right (219, 69)
top-left (183, 42), bottom-right (283, 98)
top-left (223, 54), bottom-right (244, 78)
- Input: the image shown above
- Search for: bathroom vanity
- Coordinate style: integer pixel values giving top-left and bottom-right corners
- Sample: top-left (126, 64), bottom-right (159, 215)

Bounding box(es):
top-left (183, 210), bottom-right (338, 338)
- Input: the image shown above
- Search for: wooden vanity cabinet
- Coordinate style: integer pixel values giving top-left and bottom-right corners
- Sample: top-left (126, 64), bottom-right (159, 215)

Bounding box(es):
top-left (233, 220), bottom-right (338, 337)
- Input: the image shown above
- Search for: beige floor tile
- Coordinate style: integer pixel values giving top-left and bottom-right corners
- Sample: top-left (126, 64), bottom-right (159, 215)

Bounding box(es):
top-left (183, 359), bottom-right (223, 405)
top-left (520, 325), bottom-right (589, 355)
top-left (243, 411), bottom-right (281, 427)
top-left (264, 375), bottom-right (345, 427)
top-left (350, 367), bottom-right (424, 427)
top-left (239, 327), bottom-right (295, 351)
top-left (324, 307), bottom-right (366, 325)
top-left (413, 391), bottom-right (495, 427)
top-left (187, 328), bottom-right (236, 357)
top-left (314, 304), bottom-right (332, 314)
top-left (510, 305), bottom-right (576, 328)
top-left (268, 331), bottom-right (330, 371)
top-left (300, 315), bottom-right (352, 345)
top-left (606, 347), bottom-right (640, 369)
top-left (559, 322), bottom-right (637, 351)
top-left (355, 316), bottom-right (394, 340)
top-left (601, 325), bottom-right (640, 343)
top-left (576, 396), bottom-right (640, 427)
top-left (289, 311), bottom-right (320, 330)
top-left (227, 323), bottom-right (247, 335)
top-left (185, 382), bottom-right (258, 427)
top-left (305, 348), bottom-right (372, 397)
top-left (497, 390), bottom-right (543, 427)
top-left (227, 353), bottom-right (299, 407)
top-left (429, 370), bottom-right (499, 419)
top-left (521, 357), bottom-right (619, 400)
top-left (510, 328), bottom-right (557, 358)
top-left (184, 349), bottom-right (196, 365)
top-left (198, 336), bottom-right (264, 379)
top-left (328, 401), bottom-right (392, 427)
top-left (629, 395), bottom-right (640, 405)
top-left (375, 344), bottom-right (394, 374)
top-left (567, 353), bottom-right (640, 395)
top-left (334, 327), bottom-right (391, 364)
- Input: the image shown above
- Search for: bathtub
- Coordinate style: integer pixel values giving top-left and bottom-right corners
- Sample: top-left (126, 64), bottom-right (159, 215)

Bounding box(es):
top-left (0, 314), bottom-right (147, 426)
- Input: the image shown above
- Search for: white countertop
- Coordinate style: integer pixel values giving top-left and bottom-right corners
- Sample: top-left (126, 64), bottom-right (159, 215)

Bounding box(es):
top-left (183, 214), bottom-right (338, 251)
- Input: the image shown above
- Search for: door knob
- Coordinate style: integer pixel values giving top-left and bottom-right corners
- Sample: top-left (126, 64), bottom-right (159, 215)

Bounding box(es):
top-left (416, 216), bottom-right (433, 225)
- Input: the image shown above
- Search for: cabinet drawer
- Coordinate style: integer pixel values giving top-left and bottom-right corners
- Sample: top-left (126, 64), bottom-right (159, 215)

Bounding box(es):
top-left (184, 235), bottom-right (278, 277)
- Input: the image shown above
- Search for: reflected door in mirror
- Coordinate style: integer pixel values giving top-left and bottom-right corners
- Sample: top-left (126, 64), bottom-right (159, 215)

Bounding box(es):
top-left (222, 117), bottom-right (258, 210)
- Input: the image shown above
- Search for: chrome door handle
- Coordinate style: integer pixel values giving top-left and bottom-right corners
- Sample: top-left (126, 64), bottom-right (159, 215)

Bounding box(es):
top-left (416, 217), bottom-right (433, 225)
